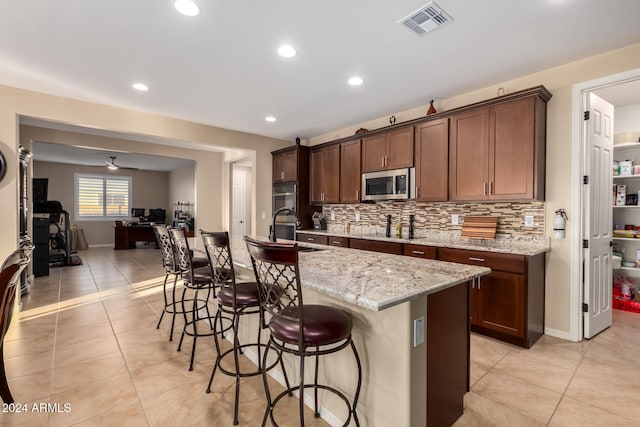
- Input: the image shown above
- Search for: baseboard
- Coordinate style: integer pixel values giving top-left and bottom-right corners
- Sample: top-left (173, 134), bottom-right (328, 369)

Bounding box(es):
top-left (88, 244), bottom-right (112, 248)
top-left (544, 327), bottom-right (577, 342)
top-left (239, 344), bottom-right (344, 427)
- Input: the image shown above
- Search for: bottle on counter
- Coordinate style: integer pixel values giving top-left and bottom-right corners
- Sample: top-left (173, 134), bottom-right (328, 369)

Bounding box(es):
top-left (408, 215), bottom-right (415, 240)
top-left (386, 215), bottom-right (392, 238)
top-left (395, 222), bottom-right (402, 238)
top-left (344, 220), bottom-right (350, 234)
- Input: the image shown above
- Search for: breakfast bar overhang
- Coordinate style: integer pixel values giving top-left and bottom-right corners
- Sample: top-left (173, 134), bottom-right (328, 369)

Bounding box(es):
top-left (192, 237), bottom-right (490, 426)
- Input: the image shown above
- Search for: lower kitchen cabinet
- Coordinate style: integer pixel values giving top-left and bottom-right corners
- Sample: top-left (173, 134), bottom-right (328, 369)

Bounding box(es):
top-left (437, 247), bottom-right (545, 348)
top-left (295, 232), bottom-right (328, 245)
top-left (403, 244), bottom-right (436, 259)
top-left (349, 238), bottom-right (403, 255)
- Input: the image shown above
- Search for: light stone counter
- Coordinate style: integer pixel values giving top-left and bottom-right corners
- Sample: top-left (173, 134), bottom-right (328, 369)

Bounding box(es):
top-left (189, 235), bottom-right (490, 311)
top-left (297, 228), bottom-right (551, 256)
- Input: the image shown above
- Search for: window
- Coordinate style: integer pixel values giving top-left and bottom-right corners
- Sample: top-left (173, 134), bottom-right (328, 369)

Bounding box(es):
top-left (75, 173), bottom-right (132, 221)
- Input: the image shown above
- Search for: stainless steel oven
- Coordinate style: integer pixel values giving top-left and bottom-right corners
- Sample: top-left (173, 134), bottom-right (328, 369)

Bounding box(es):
top-left (272, 183), bottom-right (297, 240)
top-left (362, 168), bottom-right (415, 201)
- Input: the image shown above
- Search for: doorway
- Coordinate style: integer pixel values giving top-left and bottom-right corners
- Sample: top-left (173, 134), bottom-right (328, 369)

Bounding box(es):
top-left (231, 163), bottom-right (252, 238)
top-left (575, 69), bottom-right (640, 340)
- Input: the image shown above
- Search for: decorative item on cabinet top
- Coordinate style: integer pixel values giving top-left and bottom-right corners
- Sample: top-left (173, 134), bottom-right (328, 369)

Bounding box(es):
top-left (355, 128), bottom-right (369, 135)
top-left (427, 100), bottom-right (437, 115)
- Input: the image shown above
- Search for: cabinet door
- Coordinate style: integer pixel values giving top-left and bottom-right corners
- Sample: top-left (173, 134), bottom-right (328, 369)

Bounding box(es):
top-left (273, 153), bottom-right (284, 182)
top-left (476, 271), bottom-right (525, 338)
top-left (340, 140), bottom-right (361, 203)
top-left (309, 149), bottom-right (324, 204)
top-left (403, 244), bottom-right (436, 259)
top-left (489, 97), bottom-right (535, 200)
top-left (449, 108), bottom-right (490, 201)
top-left (361, 133), bottom-right (387, 172)
top-left (470, 281), bottom-right (479, 326)
top-left (324, 145), bottom-right (340, 203)
top-left (386, 127), bottom-right (414, 169)
top-left (415, 119), bottom-right (449, 201)
top-left (282, 150), bottom-right (298, 182)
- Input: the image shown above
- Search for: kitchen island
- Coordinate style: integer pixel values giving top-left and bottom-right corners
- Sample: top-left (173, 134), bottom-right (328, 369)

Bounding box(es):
top-left (190, 236), bottom-right (490, 426)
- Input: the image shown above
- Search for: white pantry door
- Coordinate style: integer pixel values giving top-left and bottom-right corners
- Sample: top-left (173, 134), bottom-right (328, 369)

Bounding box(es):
top-left (232, 169), bottom-right (246, 237)
top-left (583, 92), bottom-right (614, 339)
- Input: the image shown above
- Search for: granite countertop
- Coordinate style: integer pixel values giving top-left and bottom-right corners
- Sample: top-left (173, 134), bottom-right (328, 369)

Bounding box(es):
top-left (189, 236), bottom-right (490, 312)
top-left (296, 229), bottom-right (550, 256)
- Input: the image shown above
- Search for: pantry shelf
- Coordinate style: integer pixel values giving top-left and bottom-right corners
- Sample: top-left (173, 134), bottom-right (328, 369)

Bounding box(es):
top-left (613, 237), bottom-right (640, 241)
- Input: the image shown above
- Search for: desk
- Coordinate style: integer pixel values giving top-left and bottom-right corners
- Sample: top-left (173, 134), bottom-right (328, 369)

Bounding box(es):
top-left (114, 225), bottom-right (158, 250)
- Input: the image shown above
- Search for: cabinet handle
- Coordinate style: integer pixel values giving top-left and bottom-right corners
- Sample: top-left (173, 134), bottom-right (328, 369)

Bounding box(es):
top-left (385, 156), bottom-right (388, 167)
top-left (381, 157), bottom-right (385, 167)
top-left (412, 250), bottom-right (425, 255)
top-left (483, 182), bottom-right (487, 195)
top-left (356, 190), bottom-right (359, 200)
top-left (281, 171), bottom-right (284, 180)
top-left (307, 237), bottom-right (315, 241)
top-left (468, 257), bottom-right (486, 262)
top-left (490, 182), bottom-right (494, 195)
top-left (478, 278), bottom-right (482, 290)
top-left (332, 241), bottom-right (341, 245)
top-left (416, 187), bottom-right (419, 198)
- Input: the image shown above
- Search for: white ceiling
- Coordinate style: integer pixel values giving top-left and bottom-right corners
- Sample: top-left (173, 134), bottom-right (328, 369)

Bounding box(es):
top-left (3, 0), bottom-right (640, 161)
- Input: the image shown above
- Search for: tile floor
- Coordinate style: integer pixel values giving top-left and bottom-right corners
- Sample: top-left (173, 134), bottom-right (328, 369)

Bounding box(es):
top-left (3, 246), bottom-right (640, 426)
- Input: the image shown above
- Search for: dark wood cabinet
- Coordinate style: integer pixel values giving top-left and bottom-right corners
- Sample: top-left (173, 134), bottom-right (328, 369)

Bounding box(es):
top-left (340, 139), bottom-right (361, 203)
top-left (437, 247), bottom-right (545, 348)
top-left (362, 126), bottom-right (414, 172)
top-left (273, 149), bottom-right (298, 183)
top-left (415, 118), bottom-right (449, 202)
top-left (349, 238), bottom-right (403, 255)
top-left (310, 145), bottom-right (340, 204)
top-left (403, 244), bottom-right (436, 259)
top-left (449, 87), bottom-right (550, 201)
top-left (296, 233), bottom-right (328, 245)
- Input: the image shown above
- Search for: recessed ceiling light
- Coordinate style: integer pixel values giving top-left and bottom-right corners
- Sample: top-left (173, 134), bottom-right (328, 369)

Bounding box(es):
top-left (277, 45), bottom-right (296, 58)
top-left (132, 82), bottom-right (149, 91)
top-left (174, 0), bottom-right (200, 17)
top-left (265, 116), bottom-right (277, 122)
top-left (348, 76), bottom-right (363, 86)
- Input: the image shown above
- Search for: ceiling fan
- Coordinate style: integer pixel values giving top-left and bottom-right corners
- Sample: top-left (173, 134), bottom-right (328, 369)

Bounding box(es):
top-left (105, 156), bottom-right (138, 170)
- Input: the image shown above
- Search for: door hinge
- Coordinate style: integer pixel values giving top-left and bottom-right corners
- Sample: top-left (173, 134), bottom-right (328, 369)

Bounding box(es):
top-left (583, 239), bottom-right (589, 249)
top-left (582, 303), bottom-right (589, 313)
top-left (583, 175), bottom-right (589, 184)
top-left (584, 111), bottom-right (590, 120)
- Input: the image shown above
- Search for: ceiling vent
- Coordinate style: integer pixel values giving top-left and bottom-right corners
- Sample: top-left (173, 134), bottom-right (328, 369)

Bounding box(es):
top-left (398, 2), bottom-right (453, 36)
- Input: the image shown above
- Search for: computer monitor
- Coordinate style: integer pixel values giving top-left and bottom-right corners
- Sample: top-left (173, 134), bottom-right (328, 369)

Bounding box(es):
top-left (131, 208), bottom-right (145, 219)
top-left (148, 208), bottom-right (166, 224)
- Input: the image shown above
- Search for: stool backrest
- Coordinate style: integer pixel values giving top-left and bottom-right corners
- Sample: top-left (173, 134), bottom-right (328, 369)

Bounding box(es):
top-left (153, 225), bottom-right (177, 273)
top-left (244, 236), bottom-right (303, 321)
top-left (200, 230), bottom-right (235, 283)
top-left (1, 252), bottom-right (31, 346)
top-left (168, 227), bottom-right (193, 276)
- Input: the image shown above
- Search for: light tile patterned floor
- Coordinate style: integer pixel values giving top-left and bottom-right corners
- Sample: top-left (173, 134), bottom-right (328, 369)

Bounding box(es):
top-left (3, 246), bottom-right (640, 426)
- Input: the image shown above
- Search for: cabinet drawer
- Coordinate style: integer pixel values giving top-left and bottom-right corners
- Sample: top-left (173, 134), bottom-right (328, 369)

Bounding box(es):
top-left (349, 238), bottom-right (402, 255)
top-left (296, 233), bottom-right (328, 245)
top-left (437, 247), bottom-right (525, 274)
top-left (403, 244), bottom-right (436, 259)
top-left (328, 236), bottom-right (349, 247)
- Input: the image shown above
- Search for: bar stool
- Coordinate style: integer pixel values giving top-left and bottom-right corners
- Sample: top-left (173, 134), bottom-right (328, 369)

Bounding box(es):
top-left (169, 227), bottom-right (216, 371)
top-left (153, 225), bottom-right (209, 341)
top-left (202, 231), bottom-right (288, 426)
top-left (1, 247), bottom-right (33, 403)
top-left (245, 237), bottom-right (362, 427)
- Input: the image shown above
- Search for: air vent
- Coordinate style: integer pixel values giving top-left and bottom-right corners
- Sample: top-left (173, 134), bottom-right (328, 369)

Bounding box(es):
top-left (398, 2), bottom-right (453, 36)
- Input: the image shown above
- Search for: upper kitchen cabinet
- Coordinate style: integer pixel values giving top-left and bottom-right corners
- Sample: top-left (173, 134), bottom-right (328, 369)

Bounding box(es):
top-left (449, 87), bottom-right (551, 201)
top-left (310, 144), bottom-right (340, 204)
top-left (415, 118), bottom-right (449, 201)
top-left (273, 147), bottom-right (299, 183)
top-left (362, 126), bottom-right (414, 172)
top-left (340, 139), bottom-right (361, 203)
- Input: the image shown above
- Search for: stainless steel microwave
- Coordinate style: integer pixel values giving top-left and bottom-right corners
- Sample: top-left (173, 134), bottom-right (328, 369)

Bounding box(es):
top-left (362, 168), bottom-right (415, 201)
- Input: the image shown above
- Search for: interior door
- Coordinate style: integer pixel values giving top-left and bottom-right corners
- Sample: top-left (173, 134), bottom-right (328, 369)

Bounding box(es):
top-left (583, 92), bottom-right (614, 339)
top-left (232, 169), bottom-right (246, 237)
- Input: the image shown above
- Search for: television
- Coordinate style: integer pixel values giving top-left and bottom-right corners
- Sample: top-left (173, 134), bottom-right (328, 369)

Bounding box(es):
top-left (131, 208), bottom-right (145, 219)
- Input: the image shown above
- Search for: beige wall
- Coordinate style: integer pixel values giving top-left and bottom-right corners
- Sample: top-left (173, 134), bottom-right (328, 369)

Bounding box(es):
top-left (310, 42), bottom-right (640, 338)
top-left (33, 160), bottom-right (169, 246)
top-left (169, 163), bottom-right (196, 228)
top-left (0, 88), bottom-right (290, 263)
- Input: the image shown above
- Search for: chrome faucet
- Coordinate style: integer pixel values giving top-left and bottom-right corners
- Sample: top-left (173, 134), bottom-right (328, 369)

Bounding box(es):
top-left (269, 207), bottom-right (301, 242)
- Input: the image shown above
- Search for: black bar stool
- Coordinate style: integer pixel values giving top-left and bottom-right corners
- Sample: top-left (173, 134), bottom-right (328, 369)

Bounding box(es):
top-left (202, 231), bottom-right (288, 426)
top-left (244, 237), bottom-right (362, 427)
top-left (153, 225), bottom-right (208, 341)
top-left (1, 246), bottom-right (33, 403)
top-left (169, 227), bottom-right (216, 371)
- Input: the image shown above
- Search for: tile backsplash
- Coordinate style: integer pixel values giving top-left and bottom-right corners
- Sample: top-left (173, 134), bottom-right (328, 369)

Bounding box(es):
top-left (321, 201), bottom-right (545, 237)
